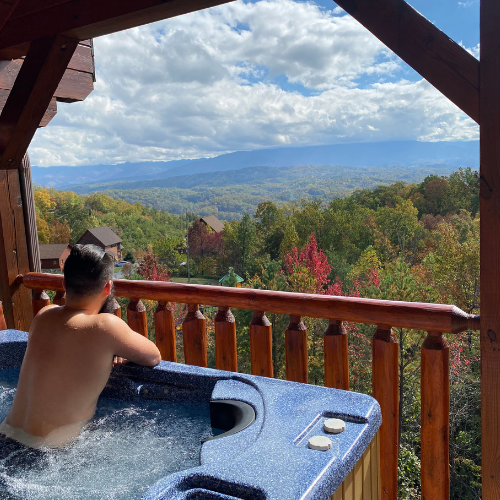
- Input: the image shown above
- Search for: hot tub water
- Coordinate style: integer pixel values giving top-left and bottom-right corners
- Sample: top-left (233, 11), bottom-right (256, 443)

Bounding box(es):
top-left (0, 369), bottom-right (213, 500)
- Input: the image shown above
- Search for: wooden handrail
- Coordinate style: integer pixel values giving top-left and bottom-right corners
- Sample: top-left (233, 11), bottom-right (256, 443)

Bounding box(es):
top-left (19, 273), bottom-right (479, 334)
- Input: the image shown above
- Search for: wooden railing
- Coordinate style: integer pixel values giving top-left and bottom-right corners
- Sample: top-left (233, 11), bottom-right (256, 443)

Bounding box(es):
top-left (17, 272), bottom-right (479, 500)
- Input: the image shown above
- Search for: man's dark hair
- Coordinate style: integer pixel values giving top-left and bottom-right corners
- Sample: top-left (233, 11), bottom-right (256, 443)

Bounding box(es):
top-left (64, 244), bottom-right (114, 297)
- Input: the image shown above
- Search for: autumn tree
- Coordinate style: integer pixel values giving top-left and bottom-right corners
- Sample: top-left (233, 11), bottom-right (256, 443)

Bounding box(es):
top-left (284, 234), bottom-right (330, 294)
top-left (254, 201), bottom-right (285, 260)
top-left (188, 219), bottom-right (224, 276)
top-left (422, 213), bottom-right (480, 314)
top-left (153, 235), bottom-right (186, 274)
top-left (137, 251), bottom-right (171, 282)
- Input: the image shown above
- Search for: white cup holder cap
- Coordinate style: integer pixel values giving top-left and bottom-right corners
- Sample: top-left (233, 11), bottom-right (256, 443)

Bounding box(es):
top-left (323, 418), bottom-right (346, 434)
top-left (308, 435), bottom-right (332, 451)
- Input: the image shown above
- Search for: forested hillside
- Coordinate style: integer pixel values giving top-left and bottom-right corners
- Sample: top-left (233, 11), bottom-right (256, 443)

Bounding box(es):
top-left (69, 163), bottom-right (458, 220)
top-left (33, 186), bottom-right (188, 252)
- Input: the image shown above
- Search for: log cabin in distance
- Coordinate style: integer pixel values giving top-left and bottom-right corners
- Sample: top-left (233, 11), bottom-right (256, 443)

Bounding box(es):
top-left (0, 1), bottom-right (497, 499)
top-left (39, 243), bottom-right (72, 271)
top-left (76, 226), bottom-right (123, 263)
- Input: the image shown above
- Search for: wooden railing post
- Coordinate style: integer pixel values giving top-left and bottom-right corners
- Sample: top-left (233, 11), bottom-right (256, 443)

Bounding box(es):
top-left (324, 319), bottom-right (349, 390)
top-left (155, 301), bottom-right (177, 362)
top-left (421, 331), bottom-right (450, 500)
top-left (372, 325), bottom-right (399, 500)
top-left (249, 310), bottom-right (273, 377)
top-left (0, 301), bottom-right (7, 330)
top-left (285, 315), bottom-right (308, 383)
top-left (127, 298), bottom-right (148, 338)
top-left (215, 306), bottom-right (237, 372)
top-left (182, 304), bottom-right (207, 367)
top-left (53, 290), bottom-right (65, 306)
top-left (112, 299), bottom-right (121, 318)
top-left (32, 290), bottom-right (50, 317)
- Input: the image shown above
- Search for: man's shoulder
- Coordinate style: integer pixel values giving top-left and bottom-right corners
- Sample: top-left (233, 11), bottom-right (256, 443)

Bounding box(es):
top-left (32, 304), bottom-right (62, 325)
top-left (94, 313), bottom-right (123, 330)
top-left (36, 304), bottom-right (59, 316)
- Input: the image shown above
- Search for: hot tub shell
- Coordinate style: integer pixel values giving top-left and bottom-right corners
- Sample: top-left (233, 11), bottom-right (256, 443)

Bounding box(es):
top-left (0, 329), bottom-right (381, 500)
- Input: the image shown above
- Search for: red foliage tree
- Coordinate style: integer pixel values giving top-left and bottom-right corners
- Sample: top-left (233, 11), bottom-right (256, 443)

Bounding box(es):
top-left (284, 234), bottom-right (331, 294)
top-left (189, 219), bottom-right (224, 259)
top-left (137, 252), bottom-right (171, 282)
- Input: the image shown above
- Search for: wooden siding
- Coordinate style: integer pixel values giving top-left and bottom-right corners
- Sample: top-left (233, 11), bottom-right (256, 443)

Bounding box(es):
top-left (330, 432), bottom-right (380, 500)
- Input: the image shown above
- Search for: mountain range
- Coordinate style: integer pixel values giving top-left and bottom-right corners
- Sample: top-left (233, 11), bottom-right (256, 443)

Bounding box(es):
top-left (32, 140), bottom-right (479, 190)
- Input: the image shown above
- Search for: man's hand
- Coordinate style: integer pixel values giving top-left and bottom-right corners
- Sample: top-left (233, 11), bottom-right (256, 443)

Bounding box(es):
top-left (113, 356), bottom-right (129, 366)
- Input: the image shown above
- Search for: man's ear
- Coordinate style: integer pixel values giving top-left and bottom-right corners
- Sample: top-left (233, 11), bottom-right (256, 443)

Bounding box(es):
top-left (104, 279), bottom-right (112, 296)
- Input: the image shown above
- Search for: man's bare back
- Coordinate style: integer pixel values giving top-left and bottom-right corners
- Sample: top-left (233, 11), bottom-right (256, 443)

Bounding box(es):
top-left (1, 245), bottom-right (161, 448)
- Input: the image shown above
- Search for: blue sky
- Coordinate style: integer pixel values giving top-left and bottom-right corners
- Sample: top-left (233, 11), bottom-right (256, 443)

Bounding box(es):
top-left (29, 0), bottom-right (480, 167)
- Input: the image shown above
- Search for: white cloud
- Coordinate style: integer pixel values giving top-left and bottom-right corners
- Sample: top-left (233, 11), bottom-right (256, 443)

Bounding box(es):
top-left (29, 0), bottom-right (478, 166)
top-left (458, 0), bottom-right (478, 7)
top-left (459, 41), bottom-right (479, 59)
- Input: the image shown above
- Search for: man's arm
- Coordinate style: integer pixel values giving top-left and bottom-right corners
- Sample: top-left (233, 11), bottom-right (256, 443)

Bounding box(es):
top-left (100, 314), bottom-right (161, 366)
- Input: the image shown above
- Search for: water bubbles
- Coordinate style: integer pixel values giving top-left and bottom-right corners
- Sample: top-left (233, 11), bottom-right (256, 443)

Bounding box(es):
top-left (0, 370), bottom-right (212, 500)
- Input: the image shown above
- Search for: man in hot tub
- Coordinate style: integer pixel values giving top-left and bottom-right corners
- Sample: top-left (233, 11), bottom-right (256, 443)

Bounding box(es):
top-left (0, 244), bottom-right (161, 449)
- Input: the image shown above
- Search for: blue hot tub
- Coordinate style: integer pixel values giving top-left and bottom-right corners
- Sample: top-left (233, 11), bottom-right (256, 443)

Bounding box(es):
top-left (0, 330), bottom-right (381, 500)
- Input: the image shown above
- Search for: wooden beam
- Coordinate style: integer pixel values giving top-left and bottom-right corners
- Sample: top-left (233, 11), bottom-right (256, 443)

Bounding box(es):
top-left (0, 44), bottom-right (94, 102)
top-left (0, 34), bottom-right (78, 171)
top-left (0, 45), bottom-right (93, 80)
top-left (0, 90), bottom-right (56, 127)
top-left (0, 0), bottom-right (21, 33)
top-left (0, 40), bottom-right (91, 61)
top-left (0, 42), bottom-right (29, 61)
top-left (480, 0), bottom-right (500, 497)
top-left (0, 0), bottom-right (234, 50)
top-left (333, 0), bottom-right (479, 123)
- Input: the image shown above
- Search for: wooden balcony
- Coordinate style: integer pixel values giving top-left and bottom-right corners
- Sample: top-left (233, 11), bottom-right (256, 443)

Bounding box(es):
top-left (13, 271), bottom-right (480, 500)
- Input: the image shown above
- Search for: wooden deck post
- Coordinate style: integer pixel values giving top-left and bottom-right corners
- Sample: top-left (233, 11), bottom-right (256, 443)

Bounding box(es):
top-left (249, 310), bottom-right (273, 377)
top-left (285, 315), bottom-right (308, 383)
top-left (32, 290), bottom-right (50, 317)
top-left (480, 1), bottom-right (500, 496)
top-left (324, 319), bottom-right (349, 390)
top-left (0, 168), bottom-right (33, 330)
top-left (127, 298), bottom-right (148, 338)
top-left (182, 304), bottom-right (207, 367)
top-left (214, 306), bottom-right (237, 372)
top-left (112, 299), bottom-right (121, 318)
top-left (155, 301), bottom-right (177, 362)
top-left (421, 331), bottom-right (450, 500)
top-left (372, 325), bottom-right (399, 500)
